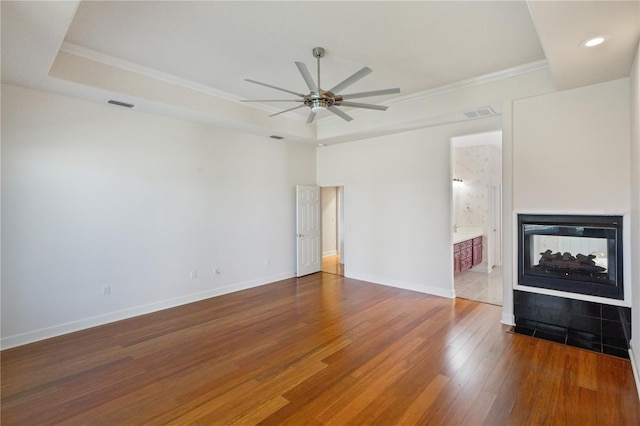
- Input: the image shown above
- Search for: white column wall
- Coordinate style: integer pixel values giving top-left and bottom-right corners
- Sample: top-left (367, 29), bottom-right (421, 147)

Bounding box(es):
top-left (629, 42), bottom-right (640, 377)
top-left (512, 78), bottom-right (632, 305)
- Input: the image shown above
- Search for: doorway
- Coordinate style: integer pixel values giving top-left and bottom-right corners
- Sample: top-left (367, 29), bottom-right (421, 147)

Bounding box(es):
top-left (321, 186), bottom-right (345, 276)
top-left (451, 131), bottom-right (503, 305)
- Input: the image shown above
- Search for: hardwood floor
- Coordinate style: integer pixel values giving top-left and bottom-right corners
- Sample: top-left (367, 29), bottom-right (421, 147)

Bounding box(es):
top-left (2, 272), bottom-right (639, 425)
top-left (322, 254), bottom-right (344, 276)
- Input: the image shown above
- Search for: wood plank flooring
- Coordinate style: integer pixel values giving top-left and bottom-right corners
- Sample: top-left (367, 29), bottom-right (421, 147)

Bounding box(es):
top-left (2, 272), bottom-right (639, 425)
top-left (322, 254), bottom-right (344, 276)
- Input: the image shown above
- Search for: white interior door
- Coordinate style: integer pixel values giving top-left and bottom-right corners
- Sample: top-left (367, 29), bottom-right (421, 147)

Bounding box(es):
top-left (492, 184), bottom-right (503, 267)
top-left (296, 185), bottom-right (321, 277)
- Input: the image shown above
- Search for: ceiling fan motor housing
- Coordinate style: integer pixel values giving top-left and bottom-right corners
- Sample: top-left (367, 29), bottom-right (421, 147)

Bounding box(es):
top-left (304, 90), bottom-right (338, 109)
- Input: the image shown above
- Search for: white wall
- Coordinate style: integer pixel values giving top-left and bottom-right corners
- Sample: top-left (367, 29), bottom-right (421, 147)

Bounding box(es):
top-left (629, 42), bottom-right (640, 377)
top-left (317, 117), bottom-right (502, 298)
top-left (321, 186), bottom-right (338, 256)
top-left (1, 84), bottom-right (316, 348)
top-left (512, 78), bottom-right (631, 305)
top-left (316, 68), bottom-right (555, 303)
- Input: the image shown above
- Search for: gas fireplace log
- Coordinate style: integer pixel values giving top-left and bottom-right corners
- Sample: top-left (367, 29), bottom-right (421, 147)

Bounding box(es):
top-left (576, 253), bottom-right (598, 265)
top-left (537, 249), bottom-right (606, 273)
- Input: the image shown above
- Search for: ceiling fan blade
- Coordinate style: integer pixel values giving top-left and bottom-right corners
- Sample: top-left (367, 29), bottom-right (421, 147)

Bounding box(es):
top-left (269, 104), bottom-right (307, 117)
top-left (295, 62), bottom-right (318, 92)
top-left (336, 101), bottom-right (388, 111)
top-left (327, 106), bottom-right (353, 122)
top-left (328, 67), bottom-right (372, 94)
top-left (241, 99), bottom-right (303, 102)
top-left (245, 79), bottom-right (305, 97)
top-left (340, 88), bottom-right (400, 100)
top-left (306, 111), bottom-right (316, 124)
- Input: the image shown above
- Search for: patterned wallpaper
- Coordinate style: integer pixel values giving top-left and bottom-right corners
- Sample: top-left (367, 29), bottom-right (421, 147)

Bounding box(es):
top-left (453, 145), bottom-right (501, 230)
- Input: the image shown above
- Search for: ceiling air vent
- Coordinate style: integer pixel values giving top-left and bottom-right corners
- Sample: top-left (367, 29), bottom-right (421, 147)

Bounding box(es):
top-left (269, 135), bottom-right (284, 140)
top-left (106, 99), bottom-right (135, 109)
top-left (462, 106), bottom-right (495, 119)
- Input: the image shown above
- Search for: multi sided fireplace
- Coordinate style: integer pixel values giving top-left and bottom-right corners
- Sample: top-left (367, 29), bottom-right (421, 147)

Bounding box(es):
top-left (518, 214), bottom-right (623, 300)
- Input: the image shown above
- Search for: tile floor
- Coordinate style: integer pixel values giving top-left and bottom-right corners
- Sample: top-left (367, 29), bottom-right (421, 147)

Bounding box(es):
top-left (455, 266), bottom-right (503, 306)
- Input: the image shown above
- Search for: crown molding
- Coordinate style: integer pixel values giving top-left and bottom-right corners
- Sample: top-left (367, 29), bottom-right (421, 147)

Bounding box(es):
top-left (60, 42), bottom-right (548, 126)
top-left (386, 59), bottom-right (549, 106)
top-left (318, 59), bottom-right (549, 124)
top-left (60, 41), bottom-right (243, 103)
top-left (60, 42), bottom-right (310, 121)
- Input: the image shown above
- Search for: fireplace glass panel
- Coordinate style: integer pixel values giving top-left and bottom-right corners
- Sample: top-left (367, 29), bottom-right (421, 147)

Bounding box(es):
top-left (523, 224), bottom-right (617, 287)
top-left (518, 215), bottom-right (623, 300)
top-left (530, 235), bottom-right (608, 268)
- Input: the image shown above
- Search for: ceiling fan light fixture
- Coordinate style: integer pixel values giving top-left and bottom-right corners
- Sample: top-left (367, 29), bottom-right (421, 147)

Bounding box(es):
top-left (310, 99), bottom-right (327, 113)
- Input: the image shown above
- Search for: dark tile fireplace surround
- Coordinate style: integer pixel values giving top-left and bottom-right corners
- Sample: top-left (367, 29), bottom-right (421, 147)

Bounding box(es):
top-left (513, 214), bottom-right (631, 358)
top-left (514, 290), bottom-right (631, 358)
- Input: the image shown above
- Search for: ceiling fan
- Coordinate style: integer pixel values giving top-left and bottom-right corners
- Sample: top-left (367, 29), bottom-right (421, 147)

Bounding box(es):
top-left (242, 47), bottom-right (400, 123)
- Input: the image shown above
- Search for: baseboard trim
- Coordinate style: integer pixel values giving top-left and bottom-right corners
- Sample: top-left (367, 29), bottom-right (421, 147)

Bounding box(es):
top-left (629, 343), bottom-right (640, 401)
top-left (501, 312), bottom-right (515, 326)
top-left (322, 250), bottom-right (338, 257)
top-left (1, 271), bottom-right (295, 350)
top-left (346, 271), bottom-right (455, 299)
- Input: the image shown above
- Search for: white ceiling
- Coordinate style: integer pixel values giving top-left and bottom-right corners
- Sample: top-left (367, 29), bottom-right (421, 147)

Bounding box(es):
top-left (63, 1), bottom-right (544, 104)
top-left (2, 1), bottom-right (639, 145)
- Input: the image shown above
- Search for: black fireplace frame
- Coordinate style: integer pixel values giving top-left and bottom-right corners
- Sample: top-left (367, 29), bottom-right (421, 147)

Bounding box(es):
top-left (517, 214), bottom-right (624, 300)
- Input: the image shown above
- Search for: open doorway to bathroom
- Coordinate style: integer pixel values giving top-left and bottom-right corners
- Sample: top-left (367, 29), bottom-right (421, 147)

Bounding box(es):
top-left (321, 186), bottom-right (344, 276)
top-left (451, 131), bottom-right (503, 305)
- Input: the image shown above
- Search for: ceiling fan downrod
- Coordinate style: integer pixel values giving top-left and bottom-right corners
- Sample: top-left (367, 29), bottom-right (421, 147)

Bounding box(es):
top-left (307, 47), bottom-right (332, 111)
top-left (306, 47), bottom-right (349, 112)
top-left (313, 47), bottom-right (325, 90)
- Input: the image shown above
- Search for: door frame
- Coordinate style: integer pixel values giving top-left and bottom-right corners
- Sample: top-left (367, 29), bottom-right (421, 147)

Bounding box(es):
top-left (491, 184), bottom-right (503, 267)
top-left (450, 130), bottom-right (504, 296)
top-left (319, 183), bottom-right (347, 268)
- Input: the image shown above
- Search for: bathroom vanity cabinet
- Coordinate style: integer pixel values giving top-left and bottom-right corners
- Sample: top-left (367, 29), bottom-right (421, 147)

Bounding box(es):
top-left (454, 236), bottom-right (482, 275)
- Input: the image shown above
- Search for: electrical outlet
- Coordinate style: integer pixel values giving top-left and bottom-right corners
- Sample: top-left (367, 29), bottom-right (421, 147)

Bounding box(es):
top-left (190, 270), bottom-right (198, 279)
top-left (102, 286), bottom-right (111, 296)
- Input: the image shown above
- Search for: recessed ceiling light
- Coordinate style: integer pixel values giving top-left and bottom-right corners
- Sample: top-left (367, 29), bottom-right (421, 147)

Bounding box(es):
top-left (317, 143), bottom-right (326, 147)
top-left (581, 36), bottom-right (606, 48)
